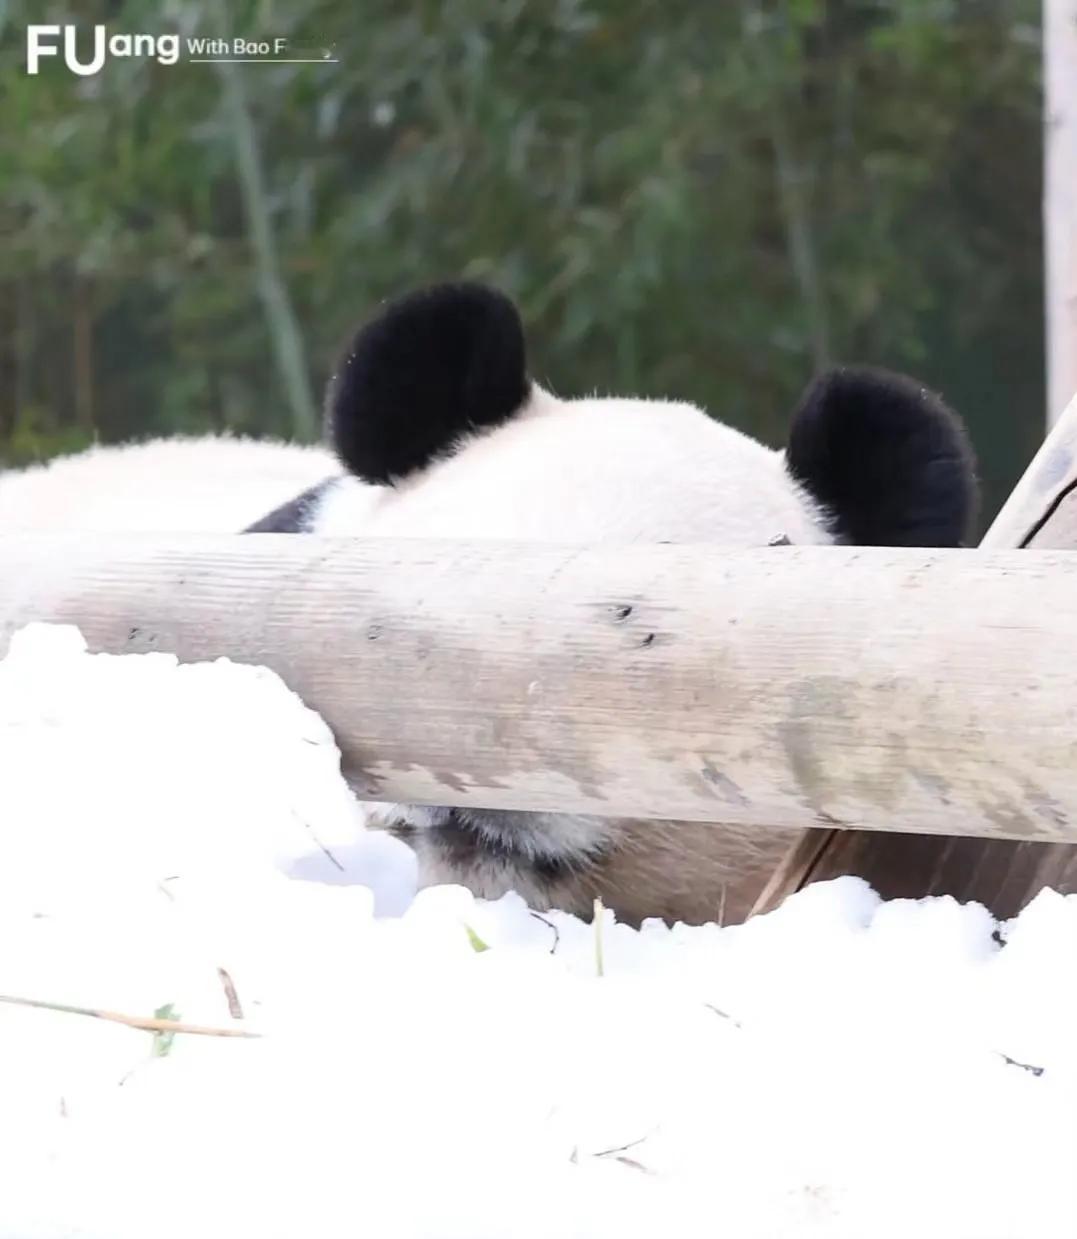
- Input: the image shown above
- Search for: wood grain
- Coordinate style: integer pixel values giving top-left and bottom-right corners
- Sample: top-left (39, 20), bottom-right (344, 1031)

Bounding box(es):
top-left (4, 535), bottom-right (1077, 844)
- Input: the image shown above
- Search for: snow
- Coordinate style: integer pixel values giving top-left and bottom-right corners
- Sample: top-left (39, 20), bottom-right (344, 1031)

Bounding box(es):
top-left (0, 623), bottom-right (1075, 1239)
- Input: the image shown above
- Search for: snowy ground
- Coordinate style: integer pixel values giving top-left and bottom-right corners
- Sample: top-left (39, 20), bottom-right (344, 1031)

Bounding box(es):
top-left (0, 624), bottom-right (1075, 1239)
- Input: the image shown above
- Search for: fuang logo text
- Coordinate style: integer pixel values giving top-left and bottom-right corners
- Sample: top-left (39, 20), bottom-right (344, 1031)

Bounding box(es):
top-left (25, 26), bottom-right (293, 75)
top-left (27, 25), bottom-right (179, 75)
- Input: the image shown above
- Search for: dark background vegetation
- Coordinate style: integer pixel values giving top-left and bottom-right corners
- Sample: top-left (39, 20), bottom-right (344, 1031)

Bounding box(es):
top-left (0, 0), bottom-right (1044, 525)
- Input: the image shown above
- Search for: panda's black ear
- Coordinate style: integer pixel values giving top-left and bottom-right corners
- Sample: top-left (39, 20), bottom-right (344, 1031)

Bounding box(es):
top-left (785, 366), bottom-right (979, 547)
top-left (326, 282), bottom-right (528, 484)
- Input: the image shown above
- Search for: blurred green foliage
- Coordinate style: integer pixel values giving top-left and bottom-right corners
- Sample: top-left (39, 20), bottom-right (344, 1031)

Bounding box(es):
top-left (0, 0), bottom-right (1044, 523)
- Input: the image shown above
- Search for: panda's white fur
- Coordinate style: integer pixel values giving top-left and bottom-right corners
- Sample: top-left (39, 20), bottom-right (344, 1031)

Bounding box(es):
top-left (0, 436), bottom-right (336, 533)
top-left (312, 384), bottom-right (832, 548)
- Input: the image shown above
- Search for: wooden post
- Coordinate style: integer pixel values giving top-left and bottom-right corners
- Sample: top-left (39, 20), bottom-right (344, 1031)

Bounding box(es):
top-left (753, 396), bottom-right (1077, 918)
top-left (72, 278), bottom-right (95, 435)
top-left (4, 536), bottom-right (1077, 844)
top-left (1046, 0), bottom-right (1077, 426)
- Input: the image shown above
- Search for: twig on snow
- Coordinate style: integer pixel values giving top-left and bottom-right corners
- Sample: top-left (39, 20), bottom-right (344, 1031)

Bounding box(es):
top-left (0, 993), bottom-right (261, 1038)
top-left (528, 910), bottom-right (561, 955)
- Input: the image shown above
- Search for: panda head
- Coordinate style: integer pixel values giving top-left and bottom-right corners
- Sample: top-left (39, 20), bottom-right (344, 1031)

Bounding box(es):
top-left (302, 280), bottom-right (977, 550)
top-left (253, 281), bottom-right (978, 924)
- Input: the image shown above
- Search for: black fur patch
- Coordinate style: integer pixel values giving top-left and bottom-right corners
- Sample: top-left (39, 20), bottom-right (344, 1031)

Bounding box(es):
top-left (785, 366), bottom-right (978, 547)
top-left (244, 480), bottom-right (331, 533)
top-left (327, 282), bottom-right (529, 484)
top-left (390, 809), bottom-right (604, 882)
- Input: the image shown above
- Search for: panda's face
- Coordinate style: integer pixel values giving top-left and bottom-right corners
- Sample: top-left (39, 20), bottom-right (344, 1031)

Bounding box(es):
top-left (249, 281), bottom-right (978, 925)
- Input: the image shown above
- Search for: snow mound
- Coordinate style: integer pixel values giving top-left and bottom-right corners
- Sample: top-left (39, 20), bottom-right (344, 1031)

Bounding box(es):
top-left (0, 623), bottom-right (1075, 1239)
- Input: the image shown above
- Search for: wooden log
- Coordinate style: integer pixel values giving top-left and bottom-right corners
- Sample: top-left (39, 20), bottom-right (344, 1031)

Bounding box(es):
top-left (982, 395), bottom-right (1077, 549)
top-left (753, 395), bottom-right (1077, 918)
top-left (3, 535), bottom-right (1077, 843)
top-left (1045, 0), bottom-right (1077, 427)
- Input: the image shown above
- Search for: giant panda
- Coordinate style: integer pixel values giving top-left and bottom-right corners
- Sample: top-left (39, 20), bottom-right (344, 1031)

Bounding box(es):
top-left (246, 281), bottom-right (978, 926)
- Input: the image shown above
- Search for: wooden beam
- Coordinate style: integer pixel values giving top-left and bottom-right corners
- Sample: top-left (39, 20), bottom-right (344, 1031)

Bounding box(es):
top-left (753, 395), bottom-right (1077, 917)
top-left (4, 536), bottom-right (1077, 843)
top-left (1046, 0), bottom-right (1077, 426)
top-left (982, 395), bottom-right (1077, 548)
